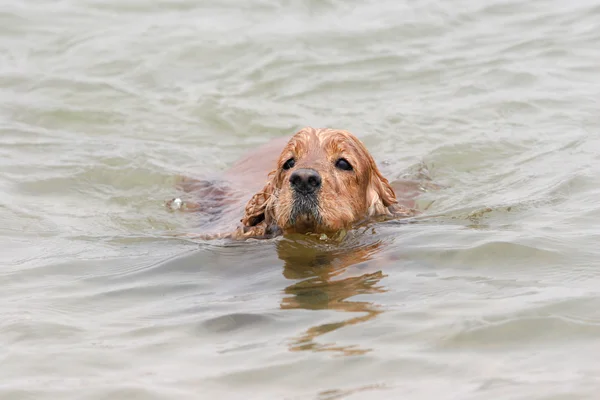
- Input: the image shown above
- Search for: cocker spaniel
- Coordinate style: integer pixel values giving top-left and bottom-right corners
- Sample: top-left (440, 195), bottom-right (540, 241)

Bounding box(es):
top-left (170, 127), bottom-right (417, 240)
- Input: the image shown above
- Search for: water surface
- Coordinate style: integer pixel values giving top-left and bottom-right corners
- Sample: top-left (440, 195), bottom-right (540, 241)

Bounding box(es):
top-left (2, 0), bottom-right (600, 398)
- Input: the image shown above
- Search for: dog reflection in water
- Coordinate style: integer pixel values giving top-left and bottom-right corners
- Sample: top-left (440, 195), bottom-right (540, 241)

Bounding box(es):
top-left (276, 234), bottom-right (392, 356)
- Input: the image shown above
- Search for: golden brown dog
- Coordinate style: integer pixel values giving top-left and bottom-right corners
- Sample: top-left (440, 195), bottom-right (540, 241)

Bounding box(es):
top-left (170, 127), bottom-right (417, 240)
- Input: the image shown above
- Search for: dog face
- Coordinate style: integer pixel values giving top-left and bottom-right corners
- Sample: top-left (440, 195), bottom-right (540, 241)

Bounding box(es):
top-left (241, 127), bottom-right (400, 236)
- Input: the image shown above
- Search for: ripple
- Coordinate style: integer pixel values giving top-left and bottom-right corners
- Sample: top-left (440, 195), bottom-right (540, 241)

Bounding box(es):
top-left (439, 314), bottom-right (600, 350)
top-left (1, 320), bottom-right (84, 344)
top-left (199, 312), bottom-right (275, 334)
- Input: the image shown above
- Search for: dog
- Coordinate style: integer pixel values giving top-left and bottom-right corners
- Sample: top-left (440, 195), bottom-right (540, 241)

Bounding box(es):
top-left (169, 127), bottom-right (418, 240)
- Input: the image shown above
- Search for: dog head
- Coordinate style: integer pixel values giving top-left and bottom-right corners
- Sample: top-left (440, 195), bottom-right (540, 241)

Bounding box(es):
top-left (241, 127), bottom-right (403, 236)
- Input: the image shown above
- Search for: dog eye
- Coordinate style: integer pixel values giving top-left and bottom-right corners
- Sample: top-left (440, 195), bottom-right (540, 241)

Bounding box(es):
top-left (282, 158), bottom-right (296, 170)
top-left (335, 158), bottom-right (353, 171)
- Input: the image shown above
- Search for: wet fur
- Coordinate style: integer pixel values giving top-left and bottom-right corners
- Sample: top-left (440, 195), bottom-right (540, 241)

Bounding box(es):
top-left (172, 127), bottom-right (416, 240)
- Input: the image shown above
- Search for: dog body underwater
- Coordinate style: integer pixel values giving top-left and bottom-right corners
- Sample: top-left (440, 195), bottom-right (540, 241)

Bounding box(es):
top-left (171, 127), bottom-right (417, 240)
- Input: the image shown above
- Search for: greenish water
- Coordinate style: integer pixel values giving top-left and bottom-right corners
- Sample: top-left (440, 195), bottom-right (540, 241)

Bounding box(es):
top-left (2, 0), bottom-right (600, 399)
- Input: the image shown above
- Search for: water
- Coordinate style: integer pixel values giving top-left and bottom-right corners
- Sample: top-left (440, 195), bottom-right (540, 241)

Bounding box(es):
top-left (2, 0), bottom-right (600, 398)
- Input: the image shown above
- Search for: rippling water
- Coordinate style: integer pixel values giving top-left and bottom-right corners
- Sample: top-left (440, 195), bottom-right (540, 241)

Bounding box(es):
top-left (2, 0), bottom-right (600, 398)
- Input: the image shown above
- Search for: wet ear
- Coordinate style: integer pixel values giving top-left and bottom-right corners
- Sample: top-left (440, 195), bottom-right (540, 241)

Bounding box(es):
top-left (369, 168), bottom-right (417, 217)
top-left (241, 172), bottom-right (276, 227)
top-left (367, 167), bottom-right (399, 216)
top-left (372, 168), bottom-right (397, 207)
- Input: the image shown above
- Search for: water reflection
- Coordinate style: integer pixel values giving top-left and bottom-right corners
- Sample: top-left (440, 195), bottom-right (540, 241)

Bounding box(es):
top-left (276, 234), bottom-right (388, 356)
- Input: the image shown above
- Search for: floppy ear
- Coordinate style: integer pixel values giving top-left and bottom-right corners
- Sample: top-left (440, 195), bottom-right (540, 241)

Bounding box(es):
top-left (367, 166), bottom-right (414, 217)
top-left (241, 171), bottom-right (277, 227)
top-left (371, 168), bottom-right (397, 207)
top-left (369, 168), bottom-right (417, 217)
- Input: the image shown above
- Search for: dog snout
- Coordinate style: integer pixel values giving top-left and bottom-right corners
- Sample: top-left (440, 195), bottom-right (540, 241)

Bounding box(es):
top-left (289, 168), bottom-right (322, 195)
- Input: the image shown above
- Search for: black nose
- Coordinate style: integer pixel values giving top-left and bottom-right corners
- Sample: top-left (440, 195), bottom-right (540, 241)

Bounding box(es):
top-left (289, 168), bottom-right (322, 194)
